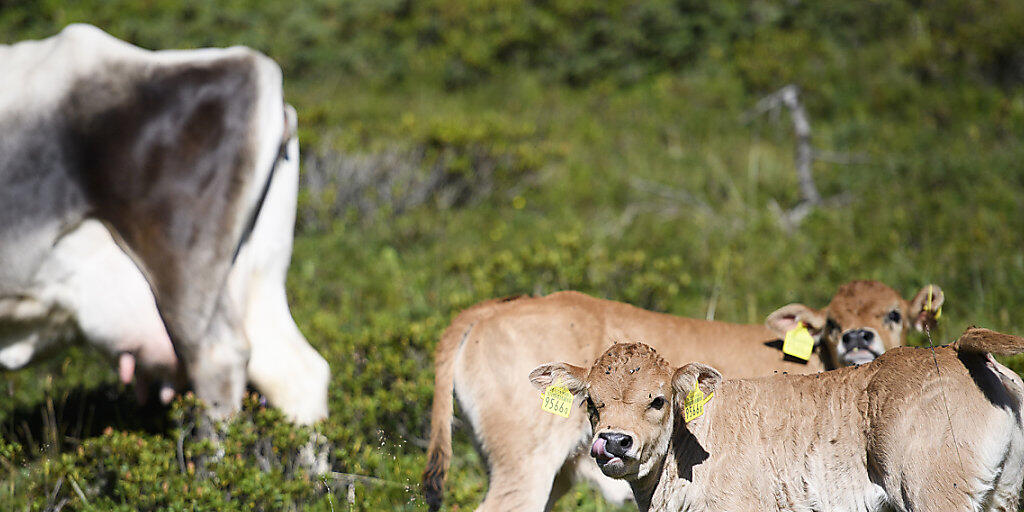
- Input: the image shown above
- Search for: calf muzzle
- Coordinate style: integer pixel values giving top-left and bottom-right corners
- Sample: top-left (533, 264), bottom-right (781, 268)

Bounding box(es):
top-left (595, 431), bottom-right (633, 459)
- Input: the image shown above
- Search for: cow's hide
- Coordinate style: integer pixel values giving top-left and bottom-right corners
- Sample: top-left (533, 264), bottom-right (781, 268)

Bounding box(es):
top-left (0, 24), bottom-right (329, 423)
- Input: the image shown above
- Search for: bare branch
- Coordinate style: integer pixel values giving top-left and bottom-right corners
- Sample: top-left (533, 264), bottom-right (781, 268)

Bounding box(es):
top-left (780, 86), bottom-right (820, 206)
top-left (745, 84), bottom-right (850, 227)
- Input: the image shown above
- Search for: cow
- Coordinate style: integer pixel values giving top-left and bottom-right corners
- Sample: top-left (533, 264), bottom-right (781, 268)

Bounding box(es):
top-left (0, 24), bottom-right (329, 424)
top-left (423, 280), bottom-right (945, 511)
top-left (532, 334), bottom-right (1024, 511)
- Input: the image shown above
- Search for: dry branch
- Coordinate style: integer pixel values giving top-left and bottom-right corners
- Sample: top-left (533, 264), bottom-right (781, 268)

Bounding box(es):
top-left (745, 84), bottom-right (856, 227)
top-left (745, 85), bottom-right (818, 223)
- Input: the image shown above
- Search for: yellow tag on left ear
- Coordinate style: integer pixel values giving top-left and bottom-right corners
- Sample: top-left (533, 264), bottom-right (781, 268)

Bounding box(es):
top-left (683, 381), bottom-right (713, 422)
top-left (783, 323), bottom-right (815, 361)
top-left (541, 383), bottom-right (573, 418)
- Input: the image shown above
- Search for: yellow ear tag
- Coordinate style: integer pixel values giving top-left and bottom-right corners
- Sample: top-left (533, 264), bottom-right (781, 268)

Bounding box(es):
top-left (925, 286), bottom-right (942, 321)
top-left (783, 323), bottom-right (815, 361)
top-left (541, 380), bottom-right (573, 418)
top-left (683, 381), bottom-right (713, 422)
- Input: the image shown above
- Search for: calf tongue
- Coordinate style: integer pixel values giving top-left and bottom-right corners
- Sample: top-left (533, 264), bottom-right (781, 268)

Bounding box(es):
top-left (591, 437), bottom-right (609, 459)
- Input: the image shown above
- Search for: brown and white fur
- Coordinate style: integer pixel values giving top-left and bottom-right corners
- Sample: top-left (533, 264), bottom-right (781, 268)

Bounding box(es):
top-left (532, 332), bottom-right (1024, 511)
top-left (424, 281), bottom-right (944, 510)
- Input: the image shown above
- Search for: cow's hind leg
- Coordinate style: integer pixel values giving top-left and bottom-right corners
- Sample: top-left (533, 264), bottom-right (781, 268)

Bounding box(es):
top-left (230, 123), bottom-right (330, 425)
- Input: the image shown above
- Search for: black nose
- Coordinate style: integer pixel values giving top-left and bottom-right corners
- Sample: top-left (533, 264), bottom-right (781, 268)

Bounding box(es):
top-left (599, 432), bottom-right (633, 458)
top-left (842, 329), bottom-right (875, 350)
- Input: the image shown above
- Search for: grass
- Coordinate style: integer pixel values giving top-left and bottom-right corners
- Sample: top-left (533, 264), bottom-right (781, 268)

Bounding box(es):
top-left (2, 1), bottom-right (1024, 509)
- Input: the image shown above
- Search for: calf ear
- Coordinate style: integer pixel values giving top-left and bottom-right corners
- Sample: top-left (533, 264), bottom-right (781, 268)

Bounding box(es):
top-left (671, 363), bottom-right (723, 406)
top-left (909, 284), bottom-right (945, 332)
top-left (765, 304), bottom-right (827, 336)
top-left (529, 362), bottom-right (589, 395)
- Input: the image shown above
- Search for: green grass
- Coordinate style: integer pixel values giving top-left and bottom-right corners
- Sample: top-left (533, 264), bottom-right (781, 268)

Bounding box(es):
top-left (2, 1), bottom-right (1024, 510)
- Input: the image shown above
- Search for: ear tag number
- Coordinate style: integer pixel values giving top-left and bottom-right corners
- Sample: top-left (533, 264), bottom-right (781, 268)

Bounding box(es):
top-left (541, 380), bottom-right (573, 418)
top-left (683, 381), bottom-right (713, 422)
top-left (783, 323), bottom-right (815, 361)
top-left (925, 286), bottom-right (942, 320)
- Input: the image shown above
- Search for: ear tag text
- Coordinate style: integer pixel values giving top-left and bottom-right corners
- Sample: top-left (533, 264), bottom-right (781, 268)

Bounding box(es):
top-left (683, 381), bottom-right (713, 422)
top-left (541, 380), bottom-right (573, 418)
top-left (783, 323), bottom-right (815, 361)
top-left (925, 286), bottom-right (942, 320)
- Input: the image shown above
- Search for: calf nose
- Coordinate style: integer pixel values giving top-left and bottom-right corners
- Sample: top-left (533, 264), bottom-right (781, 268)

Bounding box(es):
top-left (599, 432), bottom-right (633, 458)
top-left (842, 329), bottom-right (875, 350)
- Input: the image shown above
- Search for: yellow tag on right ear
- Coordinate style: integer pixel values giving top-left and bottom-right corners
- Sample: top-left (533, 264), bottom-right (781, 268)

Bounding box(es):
top-left (925, 286), bottom-right (942, 320)
top-left (683, 381), bottom-right (713, 422)
top-left (541, 383), bottom-right (573, 418)
top-left (783, 323), bottom-right (815, 361)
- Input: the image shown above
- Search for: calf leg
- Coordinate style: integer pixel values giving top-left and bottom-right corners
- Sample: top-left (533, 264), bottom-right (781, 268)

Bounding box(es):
top-left (466, 400), bottom-right (591, 511)
top-left (476, 454), bottom-right (566, 512)
top-left (545, 463), bottom-right (577, 511)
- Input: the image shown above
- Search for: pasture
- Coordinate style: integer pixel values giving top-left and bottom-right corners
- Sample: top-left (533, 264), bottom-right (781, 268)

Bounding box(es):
top-left (2, 1), bottom-right (1024, 510)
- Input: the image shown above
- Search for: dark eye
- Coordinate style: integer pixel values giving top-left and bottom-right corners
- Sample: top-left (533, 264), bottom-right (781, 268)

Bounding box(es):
top-left (586, 397), bottom-right (599, 423)
top-left (887, 310), bottom-right (902, 324)
top-left (650, 396), bottom-right (665, 410)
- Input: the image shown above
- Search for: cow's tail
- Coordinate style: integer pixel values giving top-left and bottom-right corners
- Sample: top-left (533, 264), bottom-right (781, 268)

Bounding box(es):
top-left (423, 295), bottom-right (525, 512)
top-left (954, 327), bottom-right (1024, 356)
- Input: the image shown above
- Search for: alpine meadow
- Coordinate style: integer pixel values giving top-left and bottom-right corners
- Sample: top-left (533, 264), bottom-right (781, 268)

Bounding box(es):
top-left (2, 1), bottom-right (1024, 510)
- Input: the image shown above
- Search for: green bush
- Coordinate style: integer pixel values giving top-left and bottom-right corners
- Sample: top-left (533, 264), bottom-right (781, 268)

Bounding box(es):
top-left (5, 0), bottom-right (1024, 92)
top-left (297, 110), bottom-right (557, 230)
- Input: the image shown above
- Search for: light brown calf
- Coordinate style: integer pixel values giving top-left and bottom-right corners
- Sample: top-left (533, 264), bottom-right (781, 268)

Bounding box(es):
top-left (532, 332), bottom-right (1024, 511)
top-left (423, 280), bottom-right (943, 511)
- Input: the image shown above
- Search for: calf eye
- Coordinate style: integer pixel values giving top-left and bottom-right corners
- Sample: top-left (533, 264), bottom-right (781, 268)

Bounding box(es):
top-left (586, 397), bottom-right (600, 423)
top-left (887, 310), bottom-right (902, 324)
top-left (650, 396), bottom-right (665, 410)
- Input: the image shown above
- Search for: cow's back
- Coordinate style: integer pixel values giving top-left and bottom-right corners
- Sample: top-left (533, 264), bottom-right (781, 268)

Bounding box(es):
top-left (1, 23), bottom-right (281, 328)
top-left (0, 25), bottom-right (295, 419)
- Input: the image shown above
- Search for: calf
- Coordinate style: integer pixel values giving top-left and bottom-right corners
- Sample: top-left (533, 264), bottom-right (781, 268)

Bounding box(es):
top-left (423, 280), bottom-right (943, 510)
top-left (532, 333), bottom-right (1024, 511)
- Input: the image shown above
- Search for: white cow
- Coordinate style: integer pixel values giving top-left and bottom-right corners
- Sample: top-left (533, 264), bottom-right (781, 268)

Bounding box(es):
top-left (0, 25), bottom-right (329, 424)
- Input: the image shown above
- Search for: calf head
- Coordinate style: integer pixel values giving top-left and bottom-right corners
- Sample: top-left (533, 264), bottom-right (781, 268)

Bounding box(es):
top-left (530, 343), bottom-right (722, 483)
top-left (766, 281), bottom-right (944, 367)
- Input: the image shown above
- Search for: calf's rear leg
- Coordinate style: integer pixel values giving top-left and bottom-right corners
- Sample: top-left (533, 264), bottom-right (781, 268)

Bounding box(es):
top-left (470, 411), bottom-right (591, 511)
top-left (476, 454), bottom-right (566, 512)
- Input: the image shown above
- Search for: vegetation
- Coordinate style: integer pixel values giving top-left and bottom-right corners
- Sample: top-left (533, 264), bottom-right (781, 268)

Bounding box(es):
top-left (2, 0), bottom-right (1024, 509)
